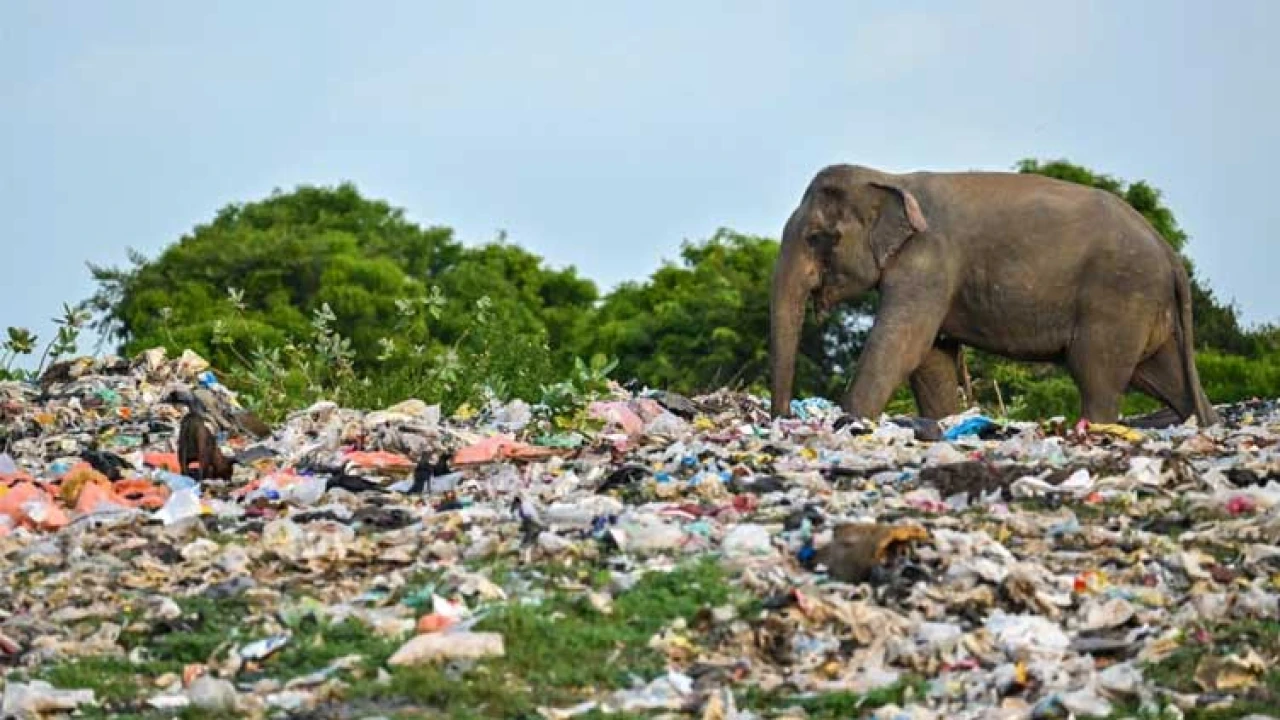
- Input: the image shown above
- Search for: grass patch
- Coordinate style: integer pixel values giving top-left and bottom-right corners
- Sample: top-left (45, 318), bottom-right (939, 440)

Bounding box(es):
top-left (345, 557), bottom-right (739, 717)
top-left (18, 558), bottom-right (748, 718)
top-left (737, 677), bottom-right (927, 719)
top-left (1137, 620), bottom-right (1280, 719)
top-left (1068, 498), bottom-right (1131, 521)
top-left (20, 596), bottom-right (248, 715)
top-left (27, 655), bottom-right (246, 720)
top-left (23, 592), bottom-right (398, 717)
top-left (517, 559), bottom-right (616, 590)
top-left (37, 656), bottom-right (173, 707)
top-left (124, 595), bottom-right (252, 665)
top-left (259, 617), bottom-right (399, 678)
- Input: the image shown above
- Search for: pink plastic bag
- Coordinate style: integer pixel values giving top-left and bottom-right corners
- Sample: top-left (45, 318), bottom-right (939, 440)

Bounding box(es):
top-left (588, 401), bottom-right (645, 436)
top-left (452, 435), bottom-right (554, 465)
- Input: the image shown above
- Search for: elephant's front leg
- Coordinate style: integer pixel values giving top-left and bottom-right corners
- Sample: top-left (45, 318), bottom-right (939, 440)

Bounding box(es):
top-left (909, 339), bottom-right (961, 419)
top-left (842, 296), bottom-right (949, 420)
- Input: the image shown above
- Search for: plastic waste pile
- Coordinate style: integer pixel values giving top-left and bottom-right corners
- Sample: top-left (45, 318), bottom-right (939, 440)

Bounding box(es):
top-left (2, 348), bottom-right (1280, 718)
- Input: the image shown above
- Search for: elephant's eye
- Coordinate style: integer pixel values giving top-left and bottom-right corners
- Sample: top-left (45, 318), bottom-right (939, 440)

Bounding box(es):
top-left (808, 233), bottom-right (837, 258)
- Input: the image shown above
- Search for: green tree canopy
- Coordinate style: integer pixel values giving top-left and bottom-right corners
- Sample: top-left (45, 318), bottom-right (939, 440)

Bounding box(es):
top-left (433, 237), bottom-right (598, 362)
top-left (591, 229), bottom-right (865, 398)
top-left (83, 183), bottom-right (597, 375)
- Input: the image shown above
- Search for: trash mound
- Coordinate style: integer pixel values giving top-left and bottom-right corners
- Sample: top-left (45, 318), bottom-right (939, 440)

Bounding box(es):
top-left (2, 350), bottom-right (1280, 718)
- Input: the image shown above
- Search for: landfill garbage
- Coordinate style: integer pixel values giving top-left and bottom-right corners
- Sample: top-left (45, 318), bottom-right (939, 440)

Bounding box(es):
top-left (1, 347), bottom-right (1280, 717)
top-left (606, 671), bottom-right (695, 713)
top-left (1194, 649), bottom-right (1268, 692)
top-left (807, 522), bottom-right (929, 583)
top-left (721, 523), bottom-right (776, 559)
top-left (186, 675), bottom-right (239, 712)
top-left (942, 414), bottom-right (999, 441)
top-left (238, 634), bottom-right (290, 661)
top-left (387, 631), bottom-right (506, 665)
top-left (1, 681), bottom-right (96, 719)
top-left (890, 416), bottom-right (944, 442)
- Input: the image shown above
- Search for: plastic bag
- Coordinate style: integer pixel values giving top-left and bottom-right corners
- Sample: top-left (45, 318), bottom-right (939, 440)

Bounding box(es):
top-left (278, 475), bottom-right (326, 506)
top-left (604, 671), bottom-right (694, 712)
top-left (262, 518), bottom-right (305, 560)
top-left (387, 631), bottom-right (505, 665)
top-left (721, 524), bottom-right (774, 558)
top-left (643, 411), bottom-right (687, 437)
top-left (588, 401), bottom-right (645, 436)
top-left (1, 681), bottom-right (97, 717)
top-left (943, 416), bottom-right (997, 441)
top-left (610, 516), bottom-right (689, 554)
top-left (790, 397), bottom-right (836, 421)
top-left (153, 488), bottom-right (204, 526)
top-left (154, 470), bottom-right (198, 493)
top-left (984, 611), bottom-right (1070, 662)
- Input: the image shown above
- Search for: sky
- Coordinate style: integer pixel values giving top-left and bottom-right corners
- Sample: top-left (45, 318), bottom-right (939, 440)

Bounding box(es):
top-left (2, 1), bottom-right (1277, 366)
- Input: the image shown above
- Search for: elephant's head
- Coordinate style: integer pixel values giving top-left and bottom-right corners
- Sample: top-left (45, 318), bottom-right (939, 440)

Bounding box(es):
top-left (769, 165), bottom-right (929, 416)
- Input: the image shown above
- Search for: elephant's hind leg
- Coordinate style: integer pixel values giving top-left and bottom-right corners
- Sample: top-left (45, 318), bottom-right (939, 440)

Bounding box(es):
top-left (910, 339), bottom-right (961, 419)
top-left (1066, 321), bottom-right (1149, 424)
top-left (1129, 338), bottom-right (1196, 420)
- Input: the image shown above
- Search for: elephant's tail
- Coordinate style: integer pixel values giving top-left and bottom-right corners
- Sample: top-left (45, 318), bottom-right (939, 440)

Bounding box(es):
top-left (1169, 251), bottom-right (1219, 427)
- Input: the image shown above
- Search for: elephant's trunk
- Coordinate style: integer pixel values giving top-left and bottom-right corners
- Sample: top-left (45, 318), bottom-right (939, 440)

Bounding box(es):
top-left (770, 216), bottom-right (819, 416)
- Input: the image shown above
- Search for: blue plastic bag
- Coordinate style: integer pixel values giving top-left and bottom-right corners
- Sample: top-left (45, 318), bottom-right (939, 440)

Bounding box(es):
top-left (790, 397), bottom-right (835, 421)
top-left (943, 416), bottom-right (998, 441)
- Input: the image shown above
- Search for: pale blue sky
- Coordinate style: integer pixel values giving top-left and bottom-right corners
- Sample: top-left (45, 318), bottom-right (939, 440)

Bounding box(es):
top-left (2, 1), bottom-right (1277, 365)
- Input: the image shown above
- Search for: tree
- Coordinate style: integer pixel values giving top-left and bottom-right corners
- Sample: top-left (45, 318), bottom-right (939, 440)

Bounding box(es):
top-left (84, 183), bottom-right (462, 368)
top-left (81, 183), bottom-right (604, 416)
top-left (433, 238), bottom-right (598, 367)
top-left (83, 183), bottom-right (597, 373)
top-left (592, 229), bottom-right (867, 398)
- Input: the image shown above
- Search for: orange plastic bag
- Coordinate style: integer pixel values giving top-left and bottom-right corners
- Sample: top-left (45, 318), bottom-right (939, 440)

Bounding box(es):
top-left (344, 450), bottom-right (414, 471)
top-left (452, 435), bottom-right (556, 465)
top-left (415, 613), bottom-right (457, 634)
top-left (113, 478), bottom-right (170, 509)
top-left (0, 482), bottom-right (69, 530)
top-left (143, 453), bottom-right (182, 473)
top-left (232, 469), bottom-right (297, 499)
top-left (74, 481), bottom-right (132, 515)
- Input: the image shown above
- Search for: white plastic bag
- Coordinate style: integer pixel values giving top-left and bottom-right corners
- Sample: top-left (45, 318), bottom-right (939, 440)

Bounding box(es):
top-left (153, 488), bottom-right (204, 526)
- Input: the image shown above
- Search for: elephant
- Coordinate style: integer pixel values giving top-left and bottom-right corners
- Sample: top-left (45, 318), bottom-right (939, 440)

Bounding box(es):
top-left (769, 163), bottom-right (1220, 427)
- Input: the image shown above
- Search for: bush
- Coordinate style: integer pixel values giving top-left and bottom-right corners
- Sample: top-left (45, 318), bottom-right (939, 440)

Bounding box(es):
top-left (1198, 350), bottom-right (1280, 405)
top-left (202, 284), bottom-right (606, 423)
top-left (957, 349), bottom-right (1280, 423)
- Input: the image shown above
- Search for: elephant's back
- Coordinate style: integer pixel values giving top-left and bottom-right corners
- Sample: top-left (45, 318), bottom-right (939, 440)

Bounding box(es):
top-left (928, 170), bottom-right (1177, 356)
top-left (918, 172), bottom-right (1169, 260)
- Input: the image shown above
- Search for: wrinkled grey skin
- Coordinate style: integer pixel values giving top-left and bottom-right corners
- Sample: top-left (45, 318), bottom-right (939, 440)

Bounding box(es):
top-left (770, 164), bottom-right (1219, 426)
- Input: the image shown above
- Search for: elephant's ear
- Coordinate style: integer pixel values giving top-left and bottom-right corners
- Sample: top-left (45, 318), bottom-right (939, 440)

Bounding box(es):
top-left (867, 182), bottom-right (929, 270)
